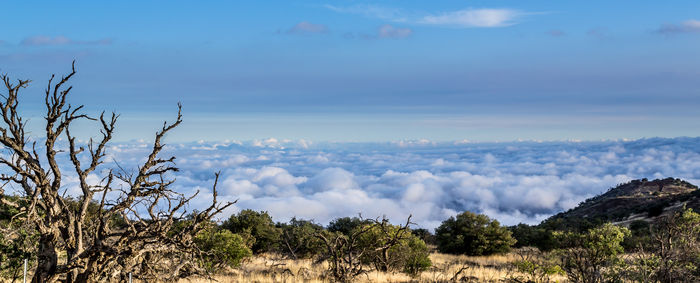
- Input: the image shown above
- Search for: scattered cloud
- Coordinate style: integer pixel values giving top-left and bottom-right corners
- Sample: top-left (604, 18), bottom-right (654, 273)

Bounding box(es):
top-left (286, 21), bottom-right (329, 35)
top-left (656, 19), bottom-right (700, 35)
top-left (547, 29), bottom-right (566, 37)
top-left (420, 9), bottom-right (522, 28)
top-left (20, 35), bottom-right (112, 46)
top-left (18, 137), bottom-right (700, 230)
top-left (325, 5), bottom-right (527, 28)
top-left (324, 4), bottom-right (407, 22)
top-left (378, 25), bottom-right (413, 39)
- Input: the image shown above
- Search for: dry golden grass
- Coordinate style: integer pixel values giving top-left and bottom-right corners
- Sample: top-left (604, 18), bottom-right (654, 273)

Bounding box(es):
top-left (174, 251), bottom-right (568, 283)
top-left (0, 251), bottom-right (567, 282)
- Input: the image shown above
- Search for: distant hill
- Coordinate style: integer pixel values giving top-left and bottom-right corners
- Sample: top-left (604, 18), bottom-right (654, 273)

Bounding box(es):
top-left (540, 177), bottom-right (700, 231)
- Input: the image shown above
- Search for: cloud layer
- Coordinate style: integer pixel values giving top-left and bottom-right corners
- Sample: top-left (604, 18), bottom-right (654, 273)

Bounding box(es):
top-left (10, 137), bottom-right (700, 230)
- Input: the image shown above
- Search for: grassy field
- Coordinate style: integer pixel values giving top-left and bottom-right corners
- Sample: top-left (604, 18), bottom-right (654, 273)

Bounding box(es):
top-left (176, 251), bottom-right (567, 283)
top-left (1, 251), bottom-right (565, 282)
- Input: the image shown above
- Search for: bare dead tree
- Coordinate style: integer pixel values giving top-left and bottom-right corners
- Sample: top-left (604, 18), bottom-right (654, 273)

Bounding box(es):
top-left (0, 63), bottom-right (233, 282)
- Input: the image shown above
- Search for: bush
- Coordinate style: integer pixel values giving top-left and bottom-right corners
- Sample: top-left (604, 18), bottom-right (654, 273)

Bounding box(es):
top-left (277, 218), bottom-right (325, 259)
top-left (222, 210), bottom-right (281, 254)
top-left (511, 247), bottom-right (564, 283)
top-left (400, 236), bottom-right (432, 276)
top-left (622, 220), bottom-right (652, 251)
top-left (411, 228), bottom-right (436, 246)
top-left (435, 211), bottom-right (516, 255)
top-left (0, 197), bottom-right (37, 281)
top-left (194, 228), bottom-right (252, 272)
top-left (649, 207), bottom-right (700, 282)
top-left (327, 216), bottom-right (372, 235)
top-left (355, 222), bottom-right (432, 275)
top-left (555, 223), bottom-right (630, 283)
top-left (509, 223), bottom-right (558, 251)
top-left (316, 216), bottom-right (430, 281)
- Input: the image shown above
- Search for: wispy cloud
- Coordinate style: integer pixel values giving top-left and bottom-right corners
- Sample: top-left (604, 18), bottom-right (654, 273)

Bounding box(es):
top-left (325, 5), bottom-right (527, 28)
top-left (656, 19), bottom-right (700, 35)
top-left (286, 21), bottom-right (329, 34)
top-left (20, 35), bottom-right (112, 46)
top-left (324, 4), bottom-right (407, 22)
top-left (377, 25), bottom-right (413, 39)
top-left (419, 9), bottom-right (522, 28)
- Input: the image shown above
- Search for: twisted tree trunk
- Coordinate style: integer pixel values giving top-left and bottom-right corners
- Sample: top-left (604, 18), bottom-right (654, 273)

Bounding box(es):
top-left (0, 63), bottom-right (233, 281)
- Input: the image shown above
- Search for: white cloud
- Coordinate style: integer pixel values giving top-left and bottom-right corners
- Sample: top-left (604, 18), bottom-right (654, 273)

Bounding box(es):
top-left (420, 9), bottom-right (521, 28)
top-left (306, 168), bottom-right (358, 192)
top-left (326, 5), bottom-right (526, 29)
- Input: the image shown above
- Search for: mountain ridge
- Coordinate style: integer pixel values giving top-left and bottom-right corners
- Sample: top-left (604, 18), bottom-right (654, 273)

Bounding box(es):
top-left (539, 177), bottom-right (700, 231)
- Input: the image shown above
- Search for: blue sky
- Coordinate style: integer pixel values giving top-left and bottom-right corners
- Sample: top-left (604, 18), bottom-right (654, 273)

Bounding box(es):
top-left (2, 1), bottom-right (700, 142)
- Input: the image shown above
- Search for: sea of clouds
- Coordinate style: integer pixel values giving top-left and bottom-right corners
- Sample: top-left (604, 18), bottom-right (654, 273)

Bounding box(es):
top-left (15, 137), bottom-right (700, 230)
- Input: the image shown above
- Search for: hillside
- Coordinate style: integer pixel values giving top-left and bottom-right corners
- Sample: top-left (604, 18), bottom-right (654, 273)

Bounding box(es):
top-left (540, 177), bottom-right (700, 231)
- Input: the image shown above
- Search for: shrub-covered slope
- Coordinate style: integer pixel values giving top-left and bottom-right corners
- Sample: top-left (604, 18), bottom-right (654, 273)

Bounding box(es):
top-left (541, 177), bottom-right (700, 231)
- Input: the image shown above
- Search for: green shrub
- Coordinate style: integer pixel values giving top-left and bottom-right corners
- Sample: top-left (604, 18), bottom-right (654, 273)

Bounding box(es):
top-left (512, 247), bottom-right (564, 283)
top-left (435, 211), bottom-right (516, 255)
top-left (649, 207), bottom-right (700, 282)
top-left (355, 222), bottom-right (432, 275)
top-left (194, 228), bottom-right (252, 272)
top-left (400, 236), bottom-right (432, 276)
top-left (509, 223), bottom-right (558, 251)
top-left (222, 210), bottom-right (281, 254)
top-left (411, 228), bottom-right (436, 246)
top-left (316, 216), bottom-right (431, 280)
top-left (555, 223), bottom-right (630, 283)
top-left (327, 216), bottom-right (372, 235)
top-left (277, 218), bottom-right (325, 259)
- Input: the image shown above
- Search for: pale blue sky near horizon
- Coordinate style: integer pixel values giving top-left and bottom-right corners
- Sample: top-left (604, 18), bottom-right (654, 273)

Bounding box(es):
top-left (2, 1), bottom-right (700, 142)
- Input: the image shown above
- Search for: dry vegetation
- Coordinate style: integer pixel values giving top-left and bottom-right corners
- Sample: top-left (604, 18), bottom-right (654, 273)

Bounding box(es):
top-left (164, 251), bottom-right (568, 283)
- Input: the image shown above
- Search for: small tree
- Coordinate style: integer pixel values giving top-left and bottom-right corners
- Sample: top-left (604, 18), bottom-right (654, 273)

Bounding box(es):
top-left (555, 223), bottom-right (630, 283)
top-left (315, 215), bottom-right (426, 281)
top-left (511, 247), bottom-right (564, 283)
top-left (650, 207), bottom-right (700, 282)
top-left (222, 209), bottom-right (281, 254)
top-left (327, 216), bottom-right (372, 235)
top-left (411, 228), bottom-right (436, 246)
top-left (194, 225), bottom-right (252, 272)
top-left (0, 196), bottom-right (37, 281)
top-left (509, 223), bottom-right (558, 251)
top-left (277, 217), bottom-right (325, 260)
top-left (355, 220), bottom-right (431, 275)
top-left (435, 211), bottom-right (516, 255)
